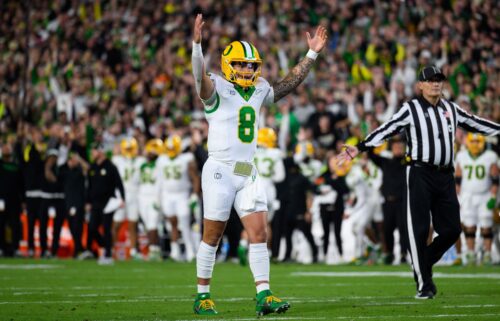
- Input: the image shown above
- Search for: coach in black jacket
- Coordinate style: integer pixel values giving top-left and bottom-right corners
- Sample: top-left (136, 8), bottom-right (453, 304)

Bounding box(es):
top-left (59, 151), bottom-right (89, 257)
top-left (0, 142), bottom-right (25, 256)
top-left (339, 66), bottom-right (500, 299)
top-left (368, 137), bottom-right (408, 265)
top-left (84, 143), bottom-right (124, 264)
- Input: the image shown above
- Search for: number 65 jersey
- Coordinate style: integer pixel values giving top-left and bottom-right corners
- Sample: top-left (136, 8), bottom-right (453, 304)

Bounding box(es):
top-left (203, 73), bottom-right (274, 163)
top-left (456, 149), bottom-right (498, 194)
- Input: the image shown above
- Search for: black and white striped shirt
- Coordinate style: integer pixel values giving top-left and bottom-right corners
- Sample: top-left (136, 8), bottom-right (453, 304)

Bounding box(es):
top-left (357, 96), bottom-right (500, 167)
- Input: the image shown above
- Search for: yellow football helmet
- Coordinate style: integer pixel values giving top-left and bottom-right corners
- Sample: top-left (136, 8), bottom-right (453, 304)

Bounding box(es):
top-left (221, 41), bottom-right (262, 88)
top-left (145, 138), bottom-right (164, 156)
top-left (295, 141), bottom-right (315, 158)
top-left (164, 135), bottom-right (182, 158)
top-left (120, 138), bottom-right (138, 158)
top-left (373, 141), bottom-right (388, 155)
top-left (330, 158), bottom-right (352, 177)
top-left (257, 128), bottom-right (277, 149)
top-left (465, 133), bottom-right (485, 156)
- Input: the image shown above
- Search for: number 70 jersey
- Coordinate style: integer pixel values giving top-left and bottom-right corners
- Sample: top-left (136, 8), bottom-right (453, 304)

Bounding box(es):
top-left (455, 149), bottom-right (498, 194)
top-left (203, 73), bottom-right (274, 162)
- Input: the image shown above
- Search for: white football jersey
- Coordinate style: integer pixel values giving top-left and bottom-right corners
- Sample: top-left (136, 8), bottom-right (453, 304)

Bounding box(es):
top-left (203, 73), bottom-right (274, 162)
top-left (254, 147), bottom-right (285, 184)
top-left (157, 152), bottom-right (194, 193)
top-left (112, 155), bottom-right (145, 194)
top-left (456, 150), bottom-right (498, 194)
top-left (298, 159), bottom-right (323, 182)
top-left (346, 164), bottom-right (371, 209)
top-left (138, 160), bottom-right (160, 197)
top-left (365, 161), bottom-right (383, 200)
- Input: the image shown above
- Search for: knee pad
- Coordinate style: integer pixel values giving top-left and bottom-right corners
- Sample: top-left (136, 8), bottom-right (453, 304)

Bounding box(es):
top-left (464, 231), bottom-right (476, 239)
top-left (481, 231), bottom-right (493, 239)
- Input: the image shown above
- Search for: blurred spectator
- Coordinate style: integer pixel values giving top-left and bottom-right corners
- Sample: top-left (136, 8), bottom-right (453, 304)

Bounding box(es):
top-left (14, 124), bottom-right (44, 257)
top-left (81, 142), bottom-right (124, 265)
top-left (281, 157), bottom-right (318, 263)
top-left (41, 124), bottom-right (65, 258)
top-left (0, 140), bottom-right (24, 257)
top-left (315, 153), bottom-right (350, 261)
top-left (59, 150), bottom-right (89, 257)
top-left (368, 137), bottom-right (409, 265)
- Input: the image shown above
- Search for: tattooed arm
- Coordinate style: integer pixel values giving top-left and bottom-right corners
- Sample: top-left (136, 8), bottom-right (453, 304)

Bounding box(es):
top-left (272, 25), bottom-right (327, 102)
top-left (273, 57), bottom-right (315, 102)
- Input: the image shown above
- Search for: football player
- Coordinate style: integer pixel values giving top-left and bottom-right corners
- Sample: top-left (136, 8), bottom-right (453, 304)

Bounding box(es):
top-left (191, 13), bottom-right (326, 316)
top-left (344, 155), bottom-right (383, 264)
top-left (157, 135), bottom-right (200, 262)
top-left (362, 154), bottom-right (384, 264)
top-left (112, 138), bottom-right (145, 260)
top-left (138, 139), bottom-right (163, 261)
top-left (455, 133), bottom-right (499, 265)
top-left (294, 140), bottom-right (323, 182)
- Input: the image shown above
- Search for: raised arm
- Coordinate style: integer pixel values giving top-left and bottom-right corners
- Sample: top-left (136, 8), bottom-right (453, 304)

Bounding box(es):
top-left (273, 26), bottom-right (327, 102)
top-left (336, 103), bottom-right (411, 165)
top-left (454, 102), bottom-right (500, 136)
top-left (192, 14), bottom-right (215, 101)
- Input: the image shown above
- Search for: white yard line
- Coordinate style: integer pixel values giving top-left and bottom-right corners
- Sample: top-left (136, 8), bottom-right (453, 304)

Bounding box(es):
top-left (0, 264), bottom-right (62, 270)
top-left (442, 304), bottom-right (499, 308)
top-left (0, 294), bottom-right (492, 305)
top-left (291, 271), bottom-right (500, 279)
top-left (167, 314), bottom-right (500, 321)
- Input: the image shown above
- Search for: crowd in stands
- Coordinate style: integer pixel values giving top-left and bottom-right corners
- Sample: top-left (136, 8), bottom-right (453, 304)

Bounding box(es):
top-left (0, 0), bottom-right (499, 264)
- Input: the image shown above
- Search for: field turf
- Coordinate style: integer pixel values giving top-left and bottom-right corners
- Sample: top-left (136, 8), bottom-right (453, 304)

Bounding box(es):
top-left (0, 259), bottom-right (499, 320)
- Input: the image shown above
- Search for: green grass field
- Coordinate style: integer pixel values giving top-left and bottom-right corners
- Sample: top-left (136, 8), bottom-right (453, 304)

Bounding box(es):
top-left (1, 259), bottom-right (499, 321)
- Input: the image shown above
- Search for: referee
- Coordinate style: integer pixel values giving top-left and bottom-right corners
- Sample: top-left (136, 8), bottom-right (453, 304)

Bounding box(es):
top-left (338, 66), bottom-right (500, 299)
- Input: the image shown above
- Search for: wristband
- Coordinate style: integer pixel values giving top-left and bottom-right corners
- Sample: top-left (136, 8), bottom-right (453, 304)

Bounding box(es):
top-left (192, 42), bottom-right (203, 57)
top-left (306, 49), bottom-right (319, 60)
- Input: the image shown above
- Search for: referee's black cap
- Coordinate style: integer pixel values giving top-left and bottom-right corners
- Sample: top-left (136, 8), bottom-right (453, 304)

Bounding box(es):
top-left (418, 66), bottom-right (446, 82)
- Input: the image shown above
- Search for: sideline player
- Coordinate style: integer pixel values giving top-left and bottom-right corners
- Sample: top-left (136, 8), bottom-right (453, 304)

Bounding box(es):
top-left (455, 133), bottom-right (498, 265)
top-left (157, 135), bottom-right (200, 262)
top-left (138, 139), bottom-right (163, 261)
top-left (112, 138), bottom-right (145, 259)
top-left (191, 13), bottom-right (326, 316)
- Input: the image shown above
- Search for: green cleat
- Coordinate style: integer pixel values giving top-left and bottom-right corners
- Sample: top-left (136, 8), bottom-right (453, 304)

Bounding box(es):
top-left (193, 293), bottom-right (218, 315)
top-left (255, 290), bottom-right (290, 317)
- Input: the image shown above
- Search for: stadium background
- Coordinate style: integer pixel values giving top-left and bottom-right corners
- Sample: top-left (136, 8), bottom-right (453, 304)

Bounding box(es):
top-left (0, 0), bottom-right (500, 319)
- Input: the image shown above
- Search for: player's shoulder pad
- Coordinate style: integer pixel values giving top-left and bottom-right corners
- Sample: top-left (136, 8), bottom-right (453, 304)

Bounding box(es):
top-left (256, 76), bottom-right (270, 87)
top-left (484, 150), bottom-right (499, 160)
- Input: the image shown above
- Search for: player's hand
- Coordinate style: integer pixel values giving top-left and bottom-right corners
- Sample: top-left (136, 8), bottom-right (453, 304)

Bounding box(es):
top-left (305, 211), bottom-right (312, 223)
top-left (306, 25), bottom-right (328, 53)
top-left (336, 144), bottom-right (359, 166)
top-left (193, 13), bottom-right (205, 44)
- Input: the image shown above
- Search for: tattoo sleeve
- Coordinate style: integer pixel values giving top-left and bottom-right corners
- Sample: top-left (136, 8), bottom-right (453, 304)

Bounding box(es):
top-left (273, 57), bottom-right (315, 102)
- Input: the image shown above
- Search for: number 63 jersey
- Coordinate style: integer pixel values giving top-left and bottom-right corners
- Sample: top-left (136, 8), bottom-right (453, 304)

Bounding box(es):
top-left (456, 149), bottom-right (498, 194)
top-left (203, 73), bottom-right (274, 162)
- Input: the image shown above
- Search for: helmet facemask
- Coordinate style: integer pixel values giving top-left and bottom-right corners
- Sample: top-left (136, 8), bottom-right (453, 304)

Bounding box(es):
top-left (221, 41), bottom-right (262, 88)
top-left (227, 60), bottom-right (262, 88)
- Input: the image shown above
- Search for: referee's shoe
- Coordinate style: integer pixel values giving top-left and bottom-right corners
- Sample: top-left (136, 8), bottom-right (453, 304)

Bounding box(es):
top-left (415, 279), bottom-right (437, 299)
top-left (415, 290), bottom-right (434, 300)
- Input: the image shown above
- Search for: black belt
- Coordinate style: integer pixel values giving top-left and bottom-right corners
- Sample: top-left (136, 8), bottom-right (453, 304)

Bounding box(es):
top-left (411, 161), bottom-right (454, 172)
